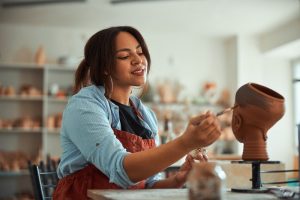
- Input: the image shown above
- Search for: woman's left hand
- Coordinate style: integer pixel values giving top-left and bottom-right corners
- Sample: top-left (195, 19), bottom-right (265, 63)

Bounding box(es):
top-left (173, 148), bottom-right (208, 187)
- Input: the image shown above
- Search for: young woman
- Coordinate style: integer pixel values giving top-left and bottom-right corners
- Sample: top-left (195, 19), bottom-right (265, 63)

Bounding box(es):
top-left (53, 26), bottom-right (221, 199)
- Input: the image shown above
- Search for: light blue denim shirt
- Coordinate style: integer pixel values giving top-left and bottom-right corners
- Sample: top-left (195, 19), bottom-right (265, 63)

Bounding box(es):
top-left (57, 85), bottom-right (162, 188)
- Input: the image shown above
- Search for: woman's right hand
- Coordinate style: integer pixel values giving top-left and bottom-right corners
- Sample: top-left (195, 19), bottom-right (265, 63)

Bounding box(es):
top-left (181, 111), bottom-right (221, 150)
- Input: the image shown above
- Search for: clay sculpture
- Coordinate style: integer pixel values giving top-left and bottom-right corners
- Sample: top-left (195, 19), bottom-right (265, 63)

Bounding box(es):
top-left (232, 83), bottom-right (285, 160)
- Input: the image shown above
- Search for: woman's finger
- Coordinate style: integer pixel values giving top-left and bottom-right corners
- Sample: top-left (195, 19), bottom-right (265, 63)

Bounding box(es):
top-left (193, 149), bottom-right (208, 162)
top-left (180, 154), bottom-right (194, 171)
top-left (189, 113), bottom-right (208, 126)
top-left (208, 128), bottom-right (222, 142)
top-left (198, 115), bottom-right (216, 130)
top-left (203, 154), bottom-right (208, 161)
top-left (187, 155), bottom-right (195, 166)
top-left (195, 153), bottom-right (205, 161)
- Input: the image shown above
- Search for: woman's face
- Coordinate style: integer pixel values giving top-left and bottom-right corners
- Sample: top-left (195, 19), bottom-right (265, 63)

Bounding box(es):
top-left (112, 31), bottom-right (148, 89)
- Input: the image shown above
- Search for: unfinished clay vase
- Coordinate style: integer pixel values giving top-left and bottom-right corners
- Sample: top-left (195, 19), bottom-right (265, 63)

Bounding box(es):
top-left (232, 83), bottom-right (285, 161)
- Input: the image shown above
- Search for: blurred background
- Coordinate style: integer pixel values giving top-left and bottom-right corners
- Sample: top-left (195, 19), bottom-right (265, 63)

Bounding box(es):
top-left (0, 0), bottom-right (299, 199)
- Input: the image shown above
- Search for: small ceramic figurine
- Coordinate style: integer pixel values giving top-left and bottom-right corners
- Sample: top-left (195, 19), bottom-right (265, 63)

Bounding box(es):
top-left (187, 162), bottom-right (226, 200)
top-left (232, 83), bottom-right (285, 160)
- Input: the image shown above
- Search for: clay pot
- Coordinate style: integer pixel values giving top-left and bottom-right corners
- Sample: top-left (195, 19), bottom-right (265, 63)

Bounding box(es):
top-left (232, 83), bottom-right (285, 160)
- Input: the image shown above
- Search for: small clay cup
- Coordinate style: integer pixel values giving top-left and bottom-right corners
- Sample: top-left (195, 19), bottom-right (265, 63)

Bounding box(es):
top-left (232, 83), bottom-right (285, 160)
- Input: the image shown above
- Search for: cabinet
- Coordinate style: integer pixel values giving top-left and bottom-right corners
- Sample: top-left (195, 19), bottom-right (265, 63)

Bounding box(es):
top-left (0, 63), bottom-right (75, 198)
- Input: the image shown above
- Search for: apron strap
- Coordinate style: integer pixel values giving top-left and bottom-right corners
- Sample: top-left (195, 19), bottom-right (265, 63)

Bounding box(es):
top-left (129, 99), bottom-right (144, 120)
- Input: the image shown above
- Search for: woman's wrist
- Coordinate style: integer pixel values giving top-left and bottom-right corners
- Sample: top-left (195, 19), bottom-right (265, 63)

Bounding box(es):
top-left (176, 134), bottom-right (194, 152)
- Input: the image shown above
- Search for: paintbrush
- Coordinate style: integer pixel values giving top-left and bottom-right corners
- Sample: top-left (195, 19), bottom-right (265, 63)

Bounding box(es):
top-left (216, 105), bottom-right (238, 117)
top-left (191, 105), bottom-right (238, 126)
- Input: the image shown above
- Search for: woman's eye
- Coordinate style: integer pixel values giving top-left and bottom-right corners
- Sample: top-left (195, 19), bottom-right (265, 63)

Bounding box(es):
top-left (117, 56), bottom-right (129, 60)
top-left (138, 52), bottom-right (144, 56)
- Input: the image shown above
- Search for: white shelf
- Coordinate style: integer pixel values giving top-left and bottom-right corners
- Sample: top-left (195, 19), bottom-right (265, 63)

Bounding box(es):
top-left (0, 170), bottom-right (29, 177)
top-left (0, 128), bottom-right (63, 134)
top-left (47, 96), bottom-right (69, 103)
top-left (0, 95), bottom-right (43, 101)
top-left (0, 62), bottom-right (76, 71)
top-left (146, 102), bottom-right (222, 110)
top-left (47, 128), bottom-right (61, 134)
top-left (0, 128), bottom-right (43, 133)
top-left (0, 62), bottom-right (44, 70)
top-left (46, 64), bottom-right (76, 71)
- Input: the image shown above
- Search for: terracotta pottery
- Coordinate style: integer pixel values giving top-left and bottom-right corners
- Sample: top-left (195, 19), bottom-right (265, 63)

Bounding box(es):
top-left (35, 46), bottom-right (46, 65)
top-left (232, 83), bottom-right (285, 161)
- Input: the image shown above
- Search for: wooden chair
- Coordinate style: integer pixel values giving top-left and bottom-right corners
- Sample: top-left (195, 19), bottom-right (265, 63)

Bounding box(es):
top-left (28, 156), bottom-right (59, 200)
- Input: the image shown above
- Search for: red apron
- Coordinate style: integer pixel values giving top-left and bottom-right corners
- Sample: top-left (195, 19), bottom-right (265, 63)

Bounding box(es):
top-left (53, 128), bottom-right (156, 200)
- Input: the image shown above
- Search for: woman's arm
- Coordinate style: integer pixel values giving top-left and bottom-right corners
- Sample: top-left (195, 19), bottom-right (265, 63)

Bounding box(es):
top-left (124, 135), bottom-right (189, 183)
top-left (123, 112), bottom-right (221, 182)
top-left (150, 151), bottom-right (208, 188)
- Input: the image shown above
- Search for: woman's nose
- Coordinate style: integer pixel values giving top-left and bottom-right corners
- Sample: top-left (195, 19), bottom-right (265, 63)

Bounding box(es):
top-left (131, 53), bottom-right (142, 65)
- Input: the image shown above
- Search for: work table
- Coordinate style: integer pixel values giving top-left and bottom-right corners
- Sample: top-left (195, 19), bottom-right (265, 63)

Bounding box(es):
top-left (87, 188), bottom-right (280, 200)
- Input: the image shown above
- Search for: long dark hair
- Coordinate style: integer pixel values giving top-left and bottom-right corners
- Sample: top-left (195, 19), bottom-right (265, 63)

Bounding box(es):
top-left (73, 26), bottom-right (151, 97)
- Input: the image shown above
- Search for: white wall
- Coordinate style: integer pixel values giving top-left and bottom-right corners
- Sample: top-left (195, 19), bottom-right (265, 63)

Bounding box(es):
top-left (236, 35), bottom-right (294, 169)
top-left (262, 58), bottom-right (294, 169)
top-left (0, 23), bottom-right (295, 169)
top-left (0, 23), bottom-right (93, 63)
top-left (146, 32), bottom-right (227, 98)
top-left (225, 36), bottom-right (239, 104)
top-left (0, 24), bottom-right (228, 99)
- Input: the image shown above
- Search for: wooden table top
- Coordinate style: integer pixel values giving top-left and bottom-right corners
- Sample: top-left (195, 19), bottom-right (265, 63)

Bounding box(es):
top-left (87, 188), bottom-right (279, 200)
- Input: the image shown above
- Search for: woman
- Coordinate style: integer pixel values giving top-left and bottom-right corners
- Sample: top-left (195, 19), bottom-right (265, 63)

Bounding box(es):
top-left (53, 26), bottom-right (221, 199)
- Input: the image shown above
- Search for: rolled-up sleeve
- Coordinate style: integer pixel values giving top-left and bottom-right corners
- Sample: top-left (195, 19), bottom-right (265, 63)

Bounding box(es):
top-left (145, 172), bottom-right (163, 188)
top-left (63, 96), bottom-right (136, 188)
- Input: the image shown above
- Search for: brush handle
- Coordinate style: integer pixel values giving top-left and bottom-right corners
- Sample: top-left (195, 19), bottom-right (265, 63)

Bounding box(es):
top-left (216, 105), bottom-right (238, 117)
top-left (216, 108), bottom-right (231, 116)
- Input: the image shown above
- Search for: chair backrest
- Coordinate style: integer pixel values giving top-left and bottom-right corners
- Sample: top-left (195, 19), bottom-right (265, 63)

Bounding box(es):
top-left (28, 157), bottom-right (59, 200)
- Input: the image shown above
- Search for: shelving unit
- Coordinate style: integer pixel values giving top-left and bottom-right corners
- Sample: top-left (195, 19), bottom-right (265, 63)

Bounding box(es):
top-left (0, 62), bottom-right (238, 198)
top-left (0, 62), bottom-right (75, 198)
